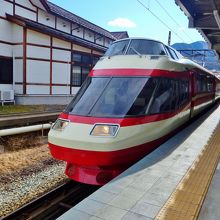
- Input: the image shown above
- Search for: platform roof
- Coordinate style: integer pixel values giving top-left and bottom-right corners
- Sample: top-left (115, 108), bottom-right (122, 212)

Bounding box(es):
top-left (176, 0), bottom-right (220, 57)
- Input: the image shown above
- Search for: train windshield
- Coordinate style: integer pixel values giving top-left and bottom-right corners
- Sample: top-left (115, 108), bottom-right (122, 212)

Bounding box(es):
top-left (65, 77), bottom-right (159, 117)
top-left (104, 39), bottom-right (166, 56)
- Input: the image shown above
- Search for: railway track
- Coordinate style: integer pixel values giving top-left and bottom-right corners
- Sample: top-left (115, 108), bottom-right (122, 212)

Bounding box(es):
top-left (1, 181), bottom-right (99, 220)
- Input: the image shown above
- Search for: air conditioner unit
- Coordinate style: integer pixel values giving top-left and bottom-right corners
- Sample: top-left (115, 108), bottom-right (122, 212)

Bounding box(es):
top-left (0, 90), bottom-right (14, 101)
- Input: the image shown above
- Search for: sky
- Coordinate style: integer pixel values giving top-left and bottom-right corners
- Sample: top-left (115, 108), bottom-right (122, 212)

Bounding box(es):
top-left (50, 0), bottom-right (204, 45)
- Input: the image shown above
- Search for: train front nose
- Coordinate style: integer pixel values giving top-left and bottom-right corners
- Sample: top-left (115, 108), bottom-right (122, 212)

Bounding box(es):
top-left (48, 119), bottom-right (123, 185)
top-left (48, 119), bottom-right (121, 164)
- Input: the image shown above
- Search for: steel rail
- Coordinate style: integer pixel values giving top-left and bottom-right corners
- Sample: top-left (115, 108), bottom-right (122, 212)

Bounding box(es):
top-left (1, 181), bottom-right (99, 220)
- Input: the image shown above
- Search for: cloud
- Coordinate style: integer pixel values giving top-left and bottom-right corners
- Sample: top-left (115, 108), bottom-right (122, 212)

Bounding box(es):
top-left (108, 18), bottom-right (136, 28)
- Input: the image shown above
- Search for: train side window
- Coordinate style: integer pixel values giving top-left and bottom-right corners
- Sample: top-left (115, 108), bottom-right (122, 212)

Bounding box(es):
top-left (164, 46), bottom-right (179, 60)
top-left (169, 48), bottom-right (179, 60)
top-left (207, 77), bottom-right (214, 92)
top-left (196, 73), bottom-right (202, 93)
top-left (126, 78), bottom-right (159, 116)
top-left (149, 78), bottom-right (176, 114)
top-left (178, 80), bottom-right (189, 108)
top-left (164, 46), bottom-right (173, 59)
top-left (196, 72), bottom-right (209, 93)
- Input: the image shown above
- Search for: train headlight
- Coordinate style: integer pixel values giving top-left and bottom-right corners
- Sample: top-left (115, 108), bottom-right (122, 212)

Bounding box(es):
top-left (52, 119), bottom-right (69, 131)
top-left (90, 124), bottom-right (119, 137)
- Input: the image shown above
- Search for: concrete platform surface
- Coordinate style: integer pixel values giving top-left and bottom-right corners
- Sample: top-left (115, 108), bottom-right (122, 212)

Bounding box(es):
top-left (58, 105), bottom-right (220, 220)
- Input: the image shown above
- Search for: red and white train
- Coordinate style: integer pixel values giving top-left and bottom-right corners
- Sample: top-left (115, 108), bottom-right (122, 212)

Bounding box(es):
top-left (48, 38), bottom-right (220, 185)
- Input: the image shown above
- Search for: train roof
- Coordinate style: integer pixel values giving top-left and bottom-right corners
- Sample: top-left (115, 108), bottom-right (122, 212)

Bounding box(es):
top-left (102, 38), bottom-right (220, 81)
top-left (111, 37), bottom-right (164, 45)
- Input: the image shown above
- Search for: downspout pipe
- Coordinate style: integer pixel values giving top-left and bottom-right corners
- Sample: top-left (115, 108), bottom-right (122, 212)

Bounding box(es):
top-left (0, 124), bottom-right (51, 137)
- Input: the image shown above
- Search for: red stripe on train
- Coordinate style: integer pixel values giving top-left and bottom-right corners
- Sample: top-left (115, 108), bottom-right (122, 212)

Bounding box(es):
top-left (49, 137), bottom-right (163, 166)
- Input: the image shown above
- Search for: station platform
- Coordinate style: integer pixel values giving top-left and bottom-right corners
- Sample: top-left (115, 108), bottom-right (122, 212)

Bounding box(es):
top-left (58, 104), bottom-right (220, 220)
top-left (0, 112), bottom-right (60, 128)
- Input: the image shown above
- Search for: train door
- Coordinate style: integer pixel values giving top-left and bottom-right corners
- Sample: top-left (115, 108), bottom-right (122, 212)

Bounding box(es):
top-left (189, 70), bottom-right (196, 118)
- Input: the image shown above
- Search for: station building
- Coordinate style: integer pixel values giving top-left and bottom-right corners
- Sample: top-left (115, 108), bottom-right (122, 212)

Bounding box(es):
top-left (0, 0), bottom-right (128, 104)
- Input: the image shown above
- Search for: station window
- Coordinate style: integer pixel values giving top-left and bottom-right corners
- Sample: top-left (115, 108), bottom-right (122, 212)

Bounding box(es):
top-left (0, 57), bottom-right (13, 84)
top-left (72, 52), bottom-right (100, 86)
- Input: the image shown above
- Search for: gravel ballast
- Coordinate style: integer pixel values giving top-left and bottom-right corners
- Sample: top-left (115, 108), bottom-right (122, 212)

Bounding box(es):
top-left (0, 144), bottom-right (67, 217)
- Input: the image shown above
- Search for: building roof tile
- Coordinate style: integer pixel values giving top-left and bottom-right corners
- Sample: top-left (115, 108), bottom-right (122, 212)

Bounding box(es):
top-left (47, 1), bottom-right (117, 40)
top-left (6, 14), bottom-right (107, 52)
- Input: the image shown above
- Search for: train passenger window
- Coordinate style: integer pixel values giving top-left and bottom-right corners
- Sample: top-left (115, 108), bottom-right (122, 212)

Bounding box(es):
top-left (196, 73), bottom-right (209, 93)
top-left (207, 77), bottom-right (213, 92)
top-left (178, 80), bottom-right (189, 107)
top-left (167, 48), bottom-right (179, 60)
top-left (127, 78), bottom-right (159, 116)
top-left (164, 46), bottom-right (173, 58)
top-left (104, 40), bottom-right (129, 56)
top-left (148, 78), bottom-right (189, 114)
top-left (149, 78), bottom-right (178, 114)
top-left (127, 39), bottom-right (166, 55)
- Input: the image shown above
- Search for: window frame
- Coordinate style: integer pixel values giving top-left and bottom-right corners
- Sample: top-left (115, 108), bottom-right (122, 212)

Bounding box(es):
top-left (71, 51), bottom-right (100, 87)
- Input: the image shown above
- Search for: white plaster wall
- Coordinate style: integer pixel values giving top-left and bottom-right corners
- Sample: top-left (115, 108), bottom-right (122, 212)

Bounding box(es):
top-left (93, 50), bottom-right (103, 56)
top-left (96, 37), bottom-right (104, 46)
top-left (0, 1), bottom-right (13, 17)
top-left (13, 45), bottom-right (23, 57)
top-left (56, 17), bottom-right (71, 34)
top-left (27, 60), bottom-right (50, 83)
top-left (15, 5), bottom-right (36, 21)
top-left (0, 43), bottom-right (12, 56)
top-left (52, 86), bottom-right (70, 95)
top-left (15, 0), bottom-right (36, 10)
top-left (12, 24), bottom-right (23, 43)
top-left (72, 25), bottom-right (83, 38)
top-left (38, 9), bottom-right (55, 28)
top-left (14, 84), bottom-right (23, 94)
top-left (52, 49), bottom-right (71, 62)
top-left (27, 85), bottom-right (50, 94)
top-left (0, 19), bottom-right (12, 42)
top-left (84, 30), bottom-right (95, 42)
top-left (52, 63), bottom-right (70, 84)
top-left (0, 84), bottom-right (13, 90)
top-left (53, 37), bottom-right (71, 49)
top-left (14, 59), bottom-right (23, 82)
top-left (72, 44), bottom-right (91, 53)
top-left (27, 29), bottom-right (50, 45)
top-left (71, 87), bottom-right (80, 94)
top-left (27, 45), bottom-right (50, 59)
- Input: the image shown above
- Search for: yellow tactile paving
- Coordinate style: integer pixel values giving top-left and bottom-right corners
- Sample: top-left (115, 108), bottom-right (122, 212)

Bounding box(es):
top-left (155, 123), bottom-right (220, 220)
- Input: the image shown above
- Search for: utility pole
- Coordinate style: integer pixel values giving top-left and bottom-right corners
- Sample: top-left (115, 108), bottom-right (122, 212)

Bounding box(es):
top-left (168, 31), bottom-right (171, 46)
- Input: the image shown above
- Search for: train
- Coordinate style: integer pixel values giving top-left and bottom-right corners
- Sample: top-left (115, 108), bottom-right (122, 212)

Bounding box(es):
top-left (48, 38), bottom-right (220, 185)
